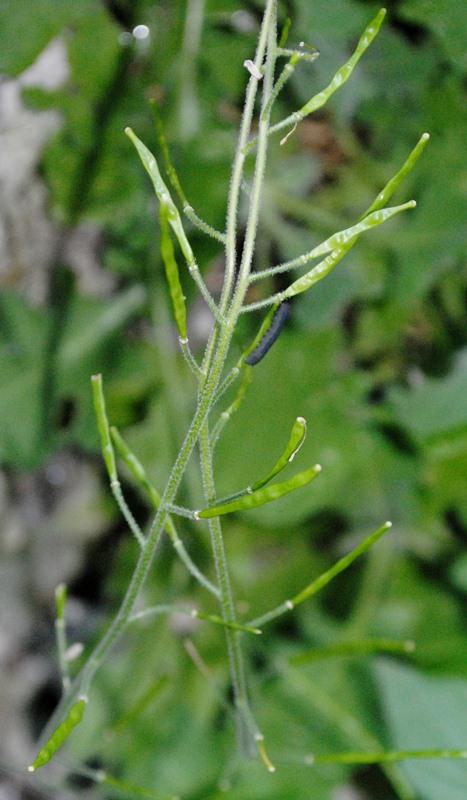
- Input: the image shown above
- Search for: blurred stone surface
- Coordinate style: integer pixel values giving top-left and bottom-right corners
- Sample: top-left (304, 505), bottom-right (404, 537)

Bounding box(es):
top-left (0, 38), bottom-right (67, 304)
top-left (0, 452), bottom-right (112, 793)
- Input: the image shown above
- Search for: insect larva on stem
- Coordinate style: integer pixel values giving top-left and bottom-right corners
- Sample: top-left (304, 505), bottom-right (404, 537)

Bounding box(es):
top-left (245, 302), bottom-right (290, 366)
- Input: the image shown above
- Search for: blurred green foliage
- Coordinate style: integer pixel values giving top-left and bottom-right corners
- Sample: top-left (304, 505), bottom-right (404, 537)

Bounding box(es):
top-left (1, 0), bottom-right (466, 798)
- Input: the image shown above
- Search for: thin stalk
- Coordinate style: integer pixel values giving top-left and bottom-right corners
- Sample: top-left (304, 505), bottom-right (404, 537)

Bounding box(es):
top-left (199, 423), bottom-right (255, 756)
top-left (110, 426), bottom-right (218, 597)
top-left (40, 353), bottom-right (241, 742)
top-left (220, 0), bottom-right (276, 315)
top-left (189, 0), bottom-right (279, 758)
top-left (305, 749), bottom-right (467, 766)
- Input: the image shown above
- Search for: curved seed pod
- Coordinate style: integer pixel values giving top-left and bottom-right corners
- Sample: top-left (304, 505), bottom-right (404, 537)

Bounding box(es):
top-left (91, 375), bottom-right (145, 548)
top-left (362, 132), bottom-right (430, 218)
top-left (91, 374), bottom-right (117, 482)
top-left (208, 416), bottom-right (307, 507)
top-left (28, 696), bottom-right (88, 771)
top-left (110, 426), bottom-right (161, 509)
top-left (291, 521), bottom-right (392, 606)
top-left (298, 202), bottom-right (417, 263)
top-left (245, 302), bottom-right (290, 365)
top-left (251, 416), bottom-right (307, 491)
top-left (196, 463), bottom-right (321, 519)
top-left (125, 127), bottom-right (222, 322)
top-left (159, 203), bottom-right (187, 339)
top-left (281, 202), bottom-right (416, 301)
top-left (269, 9), bottom-right (386, 140)
top-left (247, 522), bottom-right (393, 628)
top-left (125, 127), bottom-right (195, 266)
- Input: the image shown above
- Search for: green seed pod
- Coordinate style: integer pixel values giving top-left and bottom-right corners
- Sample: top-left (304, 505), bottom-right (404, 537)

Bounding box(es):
top-left (251, 416), bottom-right (307, 491)
top-left (159, 202), bottom-right (187, 339)
top-left (282, 202), bottom-right (416, 301)
top-left (28, 696), bottom-right (87, 772)
top-left (197, 463), bottom-right (321, 519)
top-left (91, 374), bottom-right (117, 482)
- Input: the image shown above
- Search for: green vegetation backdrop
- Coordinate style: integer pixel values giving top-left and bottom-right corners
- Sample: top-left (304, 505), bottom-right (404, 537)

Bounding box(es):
top-left (0, 1), bottom-right (466, 799)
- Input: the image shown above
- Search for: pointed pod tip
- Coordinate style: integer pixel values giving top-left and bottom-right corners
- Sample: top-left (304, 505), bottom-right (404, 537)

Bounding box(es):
top-left (27, 765), bottom-right (35, 773)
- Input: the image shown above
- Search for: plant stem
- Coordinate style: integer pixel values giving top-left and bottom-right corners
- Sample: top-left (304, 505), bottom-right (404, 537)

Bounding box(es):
top-left (220, 0), bottom-right (276, 314)
top-left (198, 422), bottom-right (256, 756)
top-left (41, 0), bottom-right (280, 763)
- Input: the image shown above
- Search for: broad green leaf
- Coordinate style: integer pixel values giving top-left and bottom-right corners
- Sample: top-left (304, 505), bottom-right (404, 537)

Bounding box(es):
top-left (390, 351), bottom-right (467, 525)
top-left (0, 0), bottom-right (96, 75)
top-left (399, 0), bottom-right (467, 71)
top-left (377, 661), bottom-right (467, 800)
top-left (197, 464), bottom-right (321, 519)
top-left (0, 293), bottom-right (50, 468)
top-left (57, 286), bottom-right (146, 372)
top-left (390, 349), bottom-right (467, 441)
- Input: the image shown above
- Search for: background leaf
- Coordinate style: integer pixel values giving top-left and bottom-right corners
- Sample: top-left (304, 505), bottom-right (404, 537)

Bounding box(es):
top-left (377, 661), bottom-right (467, 800)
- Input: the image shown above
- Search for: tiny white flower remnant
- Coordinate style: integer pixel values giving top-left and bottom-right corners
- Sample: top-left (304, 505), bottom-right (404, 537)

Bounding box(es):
top-left (243, 59), bottom-right (263, 80)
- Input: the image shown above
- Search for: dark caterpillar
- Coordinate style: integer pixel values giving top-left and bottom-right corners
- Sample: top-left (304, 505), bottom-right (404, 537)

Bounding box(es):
top-left (245, 302), bottom-right (290, 366)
